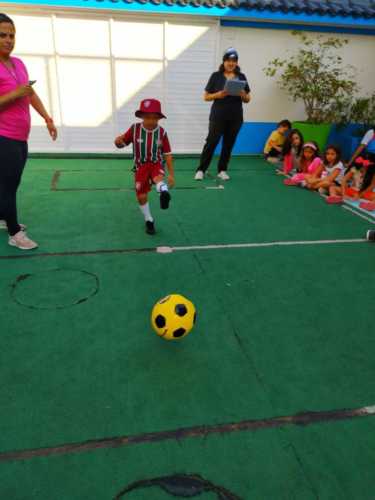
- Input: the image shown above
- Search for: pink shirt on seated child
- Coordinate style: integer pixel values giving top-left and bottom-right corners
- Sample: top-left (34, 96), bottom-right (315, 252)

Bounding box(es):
top-left (0, 57), bottom-right (31, 141)
top-left (291, 157), bottom-right (322, 183)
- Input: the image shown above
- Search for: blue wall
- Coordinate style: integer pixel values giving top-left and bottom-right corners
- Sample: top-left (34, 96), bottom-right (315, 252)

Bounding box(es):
top-left (216, 121), bottom-right (276, 155)
top-left (219, 121), bottom-right (364, 158)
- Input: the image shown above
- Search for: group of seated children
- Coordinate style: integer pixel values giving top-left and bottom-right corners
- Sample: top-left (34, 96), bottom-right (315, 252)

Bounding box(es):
top-left (264, 121), bottom-right (375, 210)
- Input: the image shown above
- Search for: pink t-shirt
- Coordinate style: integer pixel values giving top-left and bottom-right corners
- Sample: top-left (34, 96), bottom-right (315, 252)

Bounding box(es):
top-left (0, 57), bottom-right (31, 141)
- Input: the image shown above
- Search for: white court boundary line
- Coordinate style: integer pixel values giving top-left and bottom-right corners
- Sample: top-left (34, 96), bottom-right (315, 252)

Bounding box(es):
top-left (343, 204), bottom-right (375, 225)
top-left (157, 238), bottom-right (367, 254)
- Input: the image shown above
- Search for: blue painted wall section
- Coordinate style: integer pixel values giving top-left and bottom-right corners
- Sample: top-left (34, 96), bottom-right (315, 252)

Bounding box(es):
top-left (215, 122), bottom-right (276, 155)
top-left (220, 122), bottom-right (364, 157)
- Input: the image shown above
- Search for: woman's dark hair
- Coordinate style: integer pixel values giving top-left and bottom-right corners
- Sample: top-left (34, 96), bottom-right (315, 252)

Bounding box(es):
top-left (0, 13), bottom-right (14, 25)
top-left (323, 144), bottom-right (342, 166)
top-left (218, 63), bottom-right (241, 75)
top-left (282, 128), bottom-right (304, 156)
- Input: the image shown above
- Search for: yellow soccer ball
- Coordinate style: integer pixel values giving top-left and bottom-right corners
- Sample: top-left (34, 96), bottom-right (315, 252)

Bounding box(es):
top-left (151, 294), bottom-right (196, 341)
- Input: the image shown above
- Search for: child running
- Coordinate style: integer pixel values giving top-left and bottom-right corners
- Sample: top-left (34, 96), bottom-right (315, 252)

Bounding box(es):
top-left (114, 99), bottom-right (174, 235)
top-left (284, 142), bottom-right (321, 186)
top-left (305, 145), bottom-right (345, 196)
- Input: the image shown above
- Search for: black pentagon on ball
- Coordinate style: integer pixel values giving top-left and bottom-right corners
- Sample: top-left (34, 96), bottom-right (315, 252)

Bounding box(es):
top-left (175, 303), bottom-right (188, 317)
top-left (173, 328), bottom-right (186, 338)
top-left (155, 314), bottom-right (166, 328)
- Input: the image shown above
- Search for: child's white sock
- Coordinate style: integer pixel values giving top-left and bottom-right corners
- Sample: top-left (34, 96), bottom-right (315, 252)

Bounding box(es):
top-left (139, 203), bottom-right (153, 222)
top-left (156, 181), bottom-right (168, 193)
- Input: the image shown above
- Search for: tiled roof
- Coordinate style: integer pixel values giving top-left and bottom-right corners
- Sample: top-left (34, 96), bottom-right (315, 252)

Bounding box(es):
top-left (109, 0), bottom-right (375, 18)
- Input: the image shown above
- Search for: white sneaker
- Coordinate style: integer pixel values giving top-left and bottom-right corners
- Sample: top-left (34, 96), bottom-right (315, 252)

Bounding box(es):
top-left (217, 171), bottom-right (230, 181)
top-left (194, 170), bottom-right (204, 180)
top-left (0, 220), bottom-right (27, 231)
top-left (9, 231), bottom-right (38, 250)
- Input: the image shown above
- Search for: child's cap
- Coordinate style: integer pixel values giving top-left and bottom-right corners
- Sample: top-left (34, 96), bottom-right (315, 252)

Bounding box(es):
top-left (135, 99), bottom-right (166, 119)
top-left (302, 142), bottom-right (318, 151)
top-left (223, 47), bottom-right (238, 61)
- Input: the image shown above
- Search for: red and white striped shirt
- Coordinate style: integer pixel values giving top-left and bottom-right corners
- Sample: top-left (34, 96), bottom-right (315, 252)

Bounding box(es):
top-left (122, 123), bottom-right (172, 167)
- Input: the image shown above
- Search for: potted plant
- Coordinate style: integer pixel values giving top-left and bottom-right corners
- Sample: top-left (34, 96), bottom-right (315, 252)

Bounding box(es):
top-left (264, 31), bottom-right (357, 151)
top-left (331, 92), bottom-right (375, 158)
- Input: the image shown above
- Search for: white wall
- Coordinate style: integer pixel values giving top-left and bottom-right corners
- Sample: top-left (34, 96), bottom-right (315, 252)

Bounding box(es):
top-left (10, 11), bottom-right (218, 153)
top-left (5, 9), bottom-right (375, 153)
top-left (220, 26), bottom-right (375, 123)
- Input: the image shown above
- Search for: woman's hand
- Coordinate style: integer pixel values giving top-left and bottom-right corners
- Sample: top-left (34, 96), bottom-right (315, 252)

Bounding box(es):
top-left (46, 119), bottom-right (57, 141)
top-left (114, 136), bottom-right (125, 148)
top-left (14, 84), bottom-right (34, 99)
top-left (215, 90), bottom-right (228, 100)
top-left (168, 175), bottom-right (175, 188)
top-left (239, 90), bottom-right (250, 102)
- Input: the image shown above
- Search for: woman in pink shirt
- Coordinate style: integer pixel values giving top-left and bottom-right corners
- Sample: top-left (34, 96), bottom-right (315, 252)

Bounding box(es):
top-left (0, 13), bottom-right (57, 250)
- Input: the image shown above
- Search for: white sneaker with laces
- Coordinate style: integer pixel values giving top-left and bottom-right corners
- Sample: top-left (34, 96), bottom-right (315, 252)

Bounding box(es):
top-left (217, 171), bottom-right (230, 181)
top-left (194, 170), bottom-right (204, 180)
top-left (9, 231), bottom-right (38, 250)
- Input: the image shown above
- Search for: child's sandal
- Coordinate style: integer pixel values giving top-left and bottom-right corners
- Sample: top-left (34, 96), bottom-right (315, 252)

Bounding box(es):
top-left (326, 195), bottom-right (343, 204)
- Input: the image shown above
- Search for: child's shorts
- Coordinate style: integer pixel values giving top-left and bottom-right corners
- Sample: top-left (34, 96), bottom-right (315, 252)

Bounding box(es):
top-left (134, 162), bottom-right (165, 195)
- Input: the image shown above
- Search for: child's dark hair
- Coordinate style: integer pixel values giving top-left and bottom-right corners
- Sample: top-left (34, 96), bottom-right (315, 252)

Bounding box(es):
top-left (323, 144), bottom-right (342, 166)
top-left (218, 63), bottom-right (241, 75)
top-left (0, 13), bottom-right (14, 25)
top-left (282, 128), bottom-right (304, 156)
top-left (278, 119), bottom-right (292, 129)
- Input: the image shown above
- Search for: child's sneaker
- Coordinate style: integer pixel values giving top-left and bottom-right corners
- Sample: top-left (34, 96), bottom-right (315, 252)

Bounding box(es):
top-left (366, 230), bottom-right (375, 241)
top-left (326, 195), bottom-right (343, 204)
top-left (194, 170), bottom-right (204, 180)
top-left (8, 231), bottom-right (38, 250)
top-left (359, 201), bottom-right (375, 211)
top-left (145, 220), bottom-right (156, 235)
top-left (217, 171), bottom-right (230, 181)
top-left (160, 191), bottom-right (171, 210)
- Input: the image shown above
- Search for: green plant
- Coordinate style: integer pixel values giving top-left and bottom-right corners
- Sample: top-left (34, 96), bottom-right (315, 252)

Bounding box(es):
top-left (264, 31), bottom-right (357, 124)
top-left (348, 93), bottom-right (375, 131)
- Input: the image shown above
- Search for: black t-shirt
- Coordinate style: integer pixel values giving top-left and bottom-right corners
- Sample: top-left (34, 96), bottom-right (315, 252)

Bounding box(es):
top-left (205, 71), bottom-right (250, 121)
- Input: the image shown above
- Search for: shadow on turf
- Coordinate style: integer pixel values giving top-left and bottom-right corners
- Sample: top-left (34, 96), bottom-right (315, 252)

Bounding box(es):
top-left (114, 473), bottom-right (241, 499)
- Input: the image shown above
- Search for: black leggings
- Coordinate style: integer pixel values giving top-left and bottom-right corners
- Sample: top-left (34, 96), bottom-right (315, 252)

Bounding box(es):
top-left (197, 118), bottom-right (242, 173)
top-left (0, 135), bottom-right (28, 236)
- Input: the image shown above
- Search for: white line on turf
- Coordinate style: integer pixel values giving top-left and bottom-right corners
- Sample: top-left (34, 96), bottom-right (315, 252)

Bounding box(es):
top-left (363, 406), bottom-right (375, 414)
top-left (156, 238), bottom-right (366, 254)
top-left (343, 205), bottom-right (375, 224)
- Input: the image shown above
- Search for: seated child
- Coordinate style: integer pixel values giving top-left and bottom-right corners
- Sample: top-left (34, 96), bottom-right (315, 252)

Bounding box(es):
top-left (305, 145), bottom-right (345, 194)
top-left (264, 119), bottom-right (291, 164)
top-left (347, 126), bottom-right (375, 169)
top-left (280, 128), bottom-right (304, 175)
top-left (284, 142), bottom-right (321, 186)
top-left (114, 98), bottom-right (175, 235)
top-left (331, 162), bottom-right (375, 202)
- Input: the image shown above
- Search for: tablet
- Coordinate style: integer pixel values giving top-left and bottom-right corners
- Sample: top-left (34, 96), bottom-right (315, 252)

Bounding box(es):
top-left (224, 79), bottom-right (246, 96)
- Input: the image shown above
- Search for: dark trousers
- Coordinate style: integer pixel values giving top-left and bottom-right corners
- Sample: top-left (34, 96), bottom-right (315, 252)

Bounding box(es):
top-left (0, 136), bottom-right (28, 236)
top-left (197, 118), bottom-right (243, 173)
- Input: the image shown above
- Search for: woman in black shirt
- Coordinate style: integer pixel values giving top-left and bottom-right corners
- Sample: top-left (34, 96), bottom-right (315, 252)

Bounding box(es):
top-left (195, 48), bottom-right (251, 181)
